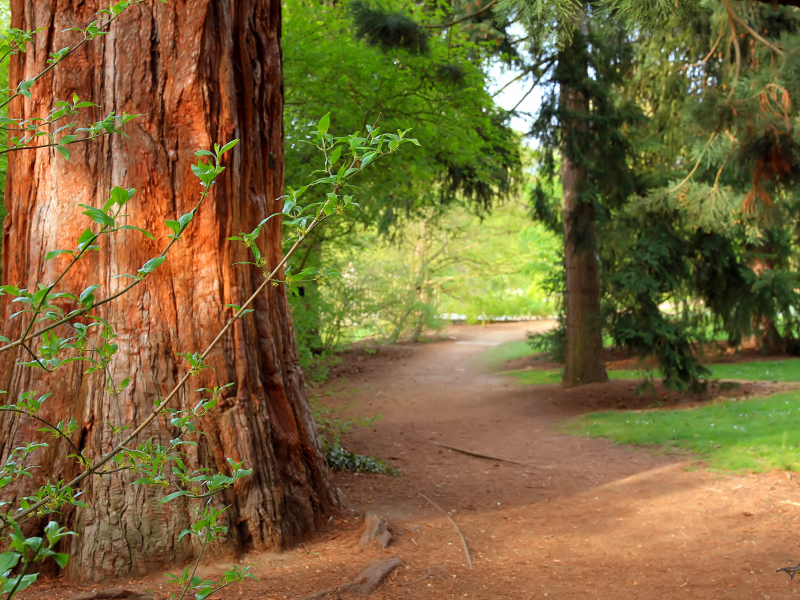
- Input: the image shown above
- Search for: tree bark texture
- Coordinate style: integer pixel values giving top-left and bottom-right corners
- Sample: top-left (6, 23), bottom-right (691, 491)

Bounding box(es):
top-left (1, 0), bottom-right (338, 581)
top-left (559, 19), bottom-right (608, 387)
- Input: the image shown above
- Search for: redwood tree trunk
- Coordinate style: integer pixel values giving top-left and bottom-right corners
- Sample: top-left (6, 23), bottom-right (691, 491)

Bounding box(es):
top-left (0, 0), bottom-right (338, 581)
top-left (559, 17), bottom-right (608, 387)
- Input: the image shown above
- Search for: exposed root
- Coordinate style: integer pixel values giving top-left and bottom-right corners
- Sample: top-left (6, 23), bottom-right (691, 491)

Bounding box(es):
top-left (297, 557), bottom-right (404, 599)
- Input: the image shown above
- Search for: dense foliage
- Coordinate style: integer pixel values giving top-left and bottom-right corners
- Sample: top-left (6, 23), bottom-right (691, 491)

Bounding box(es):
top-left (283, 0), bottom-right (800, 393)
top-left (283, 0), bottom-right (553, 367)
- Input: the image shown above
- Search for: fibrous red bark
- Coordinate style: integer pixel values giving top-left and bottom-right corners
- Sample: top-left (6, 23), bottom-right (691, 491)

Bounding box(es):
top-left (0, 0), bottom-right (338, 581)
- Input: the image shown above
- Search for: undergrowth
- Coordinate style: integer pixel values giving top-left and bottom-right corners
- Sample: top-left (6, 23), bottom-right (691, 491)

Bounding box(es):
top-left (325, 447), bottom-right (399, 475)
top-left (311, 395), bottom-right (398, 475)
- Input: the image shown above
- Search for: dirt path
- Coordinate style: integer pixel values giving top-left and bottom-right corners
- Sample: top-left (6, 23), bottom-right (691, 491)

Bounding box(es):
top-left (300, 322), bottom-right (800, 600)
top-left (33, 322), bottom-right (800, 599)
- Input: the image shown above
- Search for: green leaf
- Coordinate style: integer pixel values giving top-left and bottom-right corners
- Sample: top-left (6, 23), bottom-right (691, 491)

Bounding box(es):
top-left (329, 144), bottom-right (342, 165)
top-left (178, 211), bottom-right (194, 230)
top-left (165, 220), bottom-right (180, 235)
top-left (52, 552), bottom-right (69, 569)
top-left (160, 490), bottom-right (191, 504)
top-left (317, 112), bottom-right (330, 137)
top-left (1, 573), bottom-right (37, 594)
top-left (76, 228), bottom-right (97, 251)
top-left (118, 225), bottom-right (154, 239)
top-left (45, 249), bottom-right (74, 261)
top-left (131, 477), bottom-right (155, 485)
top-left (79, 285), bottom-right (101, 308)
top-left (360, 152), bottom-right (377, 168)
top-left (56, 145), bottom-right (70, 161)
top-left (0, 552), bottom-right (20, 576)
top-left (110, 186), bottom-right (136, 207)
top-left (79, 205), bottom-right (115, 227)
top-left (219, 139), bottom-right (240, 154)
top-left (138, 256), bottom-right (166, 275)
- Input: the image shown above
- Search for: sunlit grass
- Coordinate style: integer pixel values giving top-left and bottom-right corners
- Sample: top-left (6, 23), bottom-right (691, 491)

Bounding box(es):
top-left (502, 368), bottom-right (654, 384)
top-left (562, 391), bottom-right (800, 472)
top-left (502, 359), bottom-right (800, 385)
top-left (504, 369), bottom-right (562, 384)
top-left (707, 360), bottom-right (800, 382)
top-left (477, 341), bottom-right (537, 367)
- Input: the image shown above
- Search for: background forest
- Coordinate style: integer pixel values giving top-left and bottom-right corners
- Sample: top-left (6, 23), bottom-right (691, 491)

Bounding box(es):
top-left (4, 0), bottom-right (797, 390)
top-left (278, 0), bottom-right (800, 392)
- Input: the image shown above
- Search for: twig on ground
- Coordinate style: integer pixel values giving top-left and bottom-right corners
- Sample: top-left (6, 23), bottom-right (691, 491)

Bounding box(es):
top-left (680, 530), bottom-right (699, 545)
top-left (435, 442), bottom-right (554, 469)
top-left (418, 492), bottom-right (473, 569)
top-left (408, 568), bottom-right (447, 585)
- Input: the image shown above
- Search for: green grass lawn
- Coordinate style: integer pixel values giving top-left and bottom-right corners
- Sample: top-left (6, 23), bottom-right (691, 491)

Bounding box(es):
top-left (563, 390), bottom-right (800, 472)
top-left (504, 368), bottom-right (651, 384)
top-left (476, 341), bottom-right (537, 367)
top-left (502, 359), bottom-right (800, 385)
top-left (485, 340), bottom-right (800, 384)
top-left (706, 360), bottom-right (800, 382)
top-left (486, 341), bottom-right (800, 472)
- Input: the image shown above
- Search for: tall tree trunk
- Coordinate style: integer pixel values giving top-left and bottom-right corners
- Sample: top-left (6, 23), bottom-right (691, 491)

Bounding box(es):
top-left (0, 0), bottom-right (338, 582)
top-left (559, 16), bottom-right (608, 387)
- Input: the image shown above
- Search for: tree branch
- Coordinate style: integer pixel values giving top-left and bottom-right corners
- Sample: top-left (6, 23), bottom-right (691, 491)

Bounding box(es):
top-left (421, 0), bottom-right (498, 29)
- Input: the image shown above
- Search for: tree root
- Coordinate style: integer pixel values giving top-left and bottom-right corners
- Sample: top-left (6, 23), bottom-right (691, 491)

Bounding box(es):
top-left (297, 557), bottom-right (404, 599)
top-left (435, 442), bottom-right (553, 469)
top-left (359, 511), bottom-right (393, 550)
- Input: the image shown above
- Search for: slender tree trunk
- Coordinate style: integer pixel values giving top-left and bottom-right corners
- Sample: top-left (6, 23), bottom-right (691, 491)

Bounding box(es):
top-left (0, 0), bottom-right (338, 582)
top-left (559, 16), bottom-right (608, 387)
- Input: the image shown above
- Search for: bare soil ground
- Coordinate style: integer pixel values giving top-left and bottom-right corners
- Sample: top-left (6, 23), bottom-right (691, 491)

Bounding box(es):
top-left (29, 322), bottom-right (800, 599)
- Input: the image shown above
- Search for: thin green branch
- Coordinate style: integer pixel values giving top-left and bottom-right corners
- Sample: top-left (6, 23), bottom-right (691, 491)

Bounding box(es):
top-left (0, 4), bottom-right (143, 112)
top-left (0, 408), bottom-right (82, 458)
top-left (1, 189), bottom-right (210, 355)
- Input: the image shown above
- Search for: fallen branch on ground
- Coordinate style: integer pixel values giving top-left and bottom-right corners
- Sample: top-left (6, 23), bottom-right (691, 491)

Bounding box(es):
top-left (407, 568), bottom-right (447, 585)
top-left (297, 557), bottom-right (404, 600)
top-left (418, 492), bottom-right (473, 569)
top-left (435, 442), bottom-right (553, 469)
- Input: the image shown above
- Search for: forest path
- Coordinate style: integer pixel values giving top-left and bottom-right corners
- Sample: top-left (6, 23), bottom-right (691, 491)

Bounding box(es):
top-left (32, 323), bottom-right (800, 599)
top-left (298, 322), bottom-right (800, 600)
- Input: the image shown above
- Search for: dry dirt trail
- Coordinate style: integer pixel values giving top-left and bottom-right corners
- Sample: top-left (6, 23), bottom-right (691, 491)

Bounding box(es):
top-left (291, 321), bottom-right (800, 600)
top-left (31, 322), bottom-right (800, 600)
